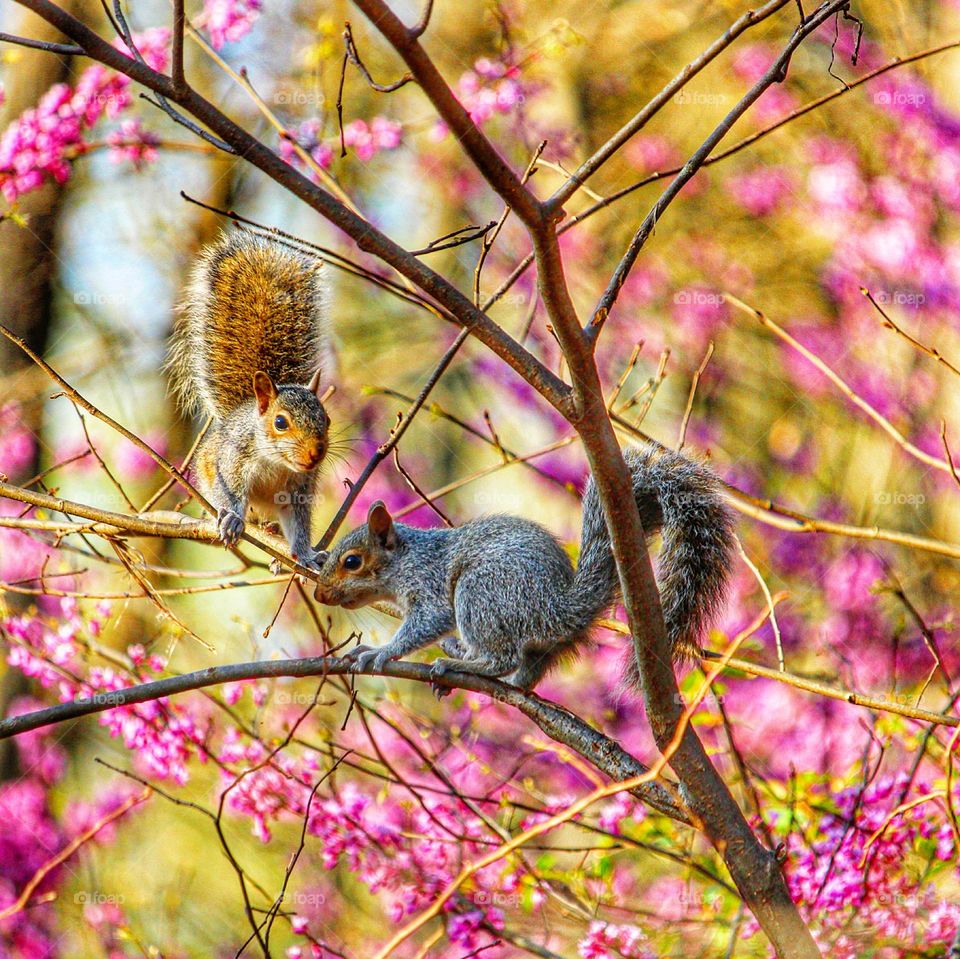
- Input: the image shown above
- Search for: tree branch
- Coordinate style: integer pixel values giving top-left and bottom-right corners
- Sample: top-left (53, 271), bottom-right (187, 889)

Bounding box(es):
top-left (0, 30), bottom-right (82, 54)
top-left (13, 0), bottom-right (572, 413)
top-left (587, 0), bottom-right (851, 344)
top-left (546, 0), bottom-right (793, 211)
top-left (0, 655), bottom-right (691, 824)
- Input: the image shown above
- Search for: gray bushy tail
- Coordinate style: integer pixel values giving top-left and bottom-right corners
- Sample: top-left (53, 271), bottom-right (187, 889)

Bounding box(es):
top-left (570, 443), bottom-right (735, 685)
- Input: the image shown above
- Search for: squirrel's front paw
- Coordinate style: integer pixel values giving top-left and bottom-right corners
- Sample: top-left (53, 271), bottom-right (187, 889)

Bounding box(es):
top-left (344, 644), bottom-right (390, 673)
top-left (298, 549), bottom-right (327, 572)
top-left (217, 508), bottom-right (245, 547)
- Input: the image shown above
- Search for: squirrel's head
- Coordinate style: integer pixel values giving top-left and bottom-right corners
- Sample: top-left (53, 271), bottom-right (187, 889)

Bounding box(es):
top-left (313, 501), bottom-right (399, 609)
top-left (253, 369), bottom-right (329, 472)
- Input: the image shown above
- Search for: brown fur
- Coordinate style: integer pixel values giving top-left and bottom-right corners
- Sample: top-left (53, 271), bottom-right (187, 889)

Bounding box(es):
top-left (168, 231), bottom-right (329, 419)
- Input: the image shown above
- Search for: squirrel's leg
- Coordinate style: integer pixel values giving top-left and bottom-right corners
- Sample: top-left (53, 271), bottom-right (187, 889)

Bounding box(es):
top-left (198, 435), bottom-right (249, 548)
top-left (429, 654), bottom-right (520, 681)
top-left (346, 609), bottom-right (456, 675)
top-left (213, 470), bottom-right (247, 546)
top-left (276, 474), bottom-right (320, 569)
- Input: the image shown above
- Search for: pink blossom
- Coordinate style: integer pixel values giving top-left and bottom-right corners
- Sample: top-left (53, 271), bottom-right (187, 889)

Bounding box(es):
top-left (114, 431), bottom-right (167, 479)
top-left (107, 118), bottom-right (160, 169)
top-left (727, 165), bottom-right (794, 216)
top-left (438, 57), bottom-right (527, 133)
top-left (198, 0), bottom-right (263, 50)
top-left (731, 44), bottom-right (777, 82)
top-left (824, 549), bottom-right (885, 611)
top-left (343, 118), bottom-right (403, 161)
top-left (279, 115), bottom-right (402, 181)
top-left (806, 158), bottom-right (866, 213)
top-left (0, 29), bottom-right (168, 202)
top-left (624, 134), bottom-right (679, 173)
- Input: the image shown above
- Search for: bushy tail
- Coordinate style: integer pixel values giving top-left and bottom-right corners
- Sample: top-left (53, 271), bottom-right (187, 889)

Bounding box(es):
top-left (572, 442), bottom-right (735, 683)
top-left (168, 231), bottom-right (329, 419)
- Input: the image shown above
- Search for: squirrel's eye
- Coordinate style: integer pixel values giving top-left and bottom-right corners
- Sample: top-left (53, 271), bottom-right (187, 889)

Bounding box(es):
top-left (274, 415), bottom-right (289, 431)
top-left (342, 554), bottom-right (363, 572)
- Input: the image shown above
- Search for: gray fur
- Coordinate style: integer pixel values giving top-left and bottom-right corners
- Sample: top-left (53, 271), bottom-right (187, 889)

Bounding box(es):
top-left (314, 442), bottom-right (735, 690)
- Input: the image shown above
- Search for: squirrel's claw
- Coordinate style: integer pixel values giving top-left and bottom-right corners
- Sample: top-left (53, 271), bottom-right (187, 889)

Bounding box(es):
top-left (344, 645), bottom-right (398, 674)
top-left (217, 509), bottom-right (245, 547)
top-left (429, 659), bottom-right (455, 699)
top-left (429, 658), bottom-right (451, 678)
top-left (299, 549), bottom-right (327, 572)
top-left (345, 644), bottom-right (380, 673)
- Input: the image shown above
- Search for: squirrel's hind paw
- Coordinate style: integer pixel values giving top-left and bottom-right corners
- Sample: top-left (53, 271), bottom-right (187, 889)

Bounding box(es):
top-left (217, 509), bottom-right (245, 547)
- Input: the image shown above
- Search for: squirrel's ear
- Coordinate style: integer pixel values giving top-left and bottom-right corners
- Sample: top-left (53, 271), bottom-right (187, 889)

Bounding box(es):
top-left (307, 366), bottom-right (322, 399)
top-left (253, 371), bottom-right (278, 414)
top-left (367, 500), bottom-right (396, 549)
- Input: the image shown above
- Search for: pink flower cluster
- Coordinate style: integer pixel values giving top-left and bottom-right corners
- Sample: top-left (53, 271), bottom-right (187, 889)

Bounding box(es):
top-left (0, 697), bottom-right (141, 959)
top-left (0, 402), bottom-right (35, 477)
top-left (279, 116), bottom-right (403, 179)
top-left (5, 601), bottom-right (203, 784)
top-left (198, 0), bottom-right (263, 50)
top-left (433, 57), bottom-right (526, 138)
top-left (577, 921), bottom-right (654, 959)
top-left (0, 28), bottom-right (168, 202)
top-left (775, 775), bottom-right (960, 955)
top-left (107, 117), bottom-right (160, 170)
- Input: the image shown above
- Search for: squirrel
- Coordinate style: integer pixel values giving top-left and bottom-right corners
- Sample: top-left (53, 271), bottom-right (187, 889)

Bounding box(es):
top-left (312, 442), bottom-right (735, 690)
top-left (167, 231), bottom-right (331, 567)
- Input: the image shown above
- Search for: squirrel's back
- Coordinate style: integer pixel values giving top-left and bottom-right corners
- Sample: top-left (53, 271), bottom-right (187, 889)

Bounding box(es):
top-left (169, 231), bottom-right (329, 419)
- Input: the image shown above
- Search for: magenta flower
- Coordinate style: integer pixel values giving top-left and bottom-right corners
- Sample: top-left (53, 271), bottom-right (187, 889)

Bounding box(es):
top-left (197, 0), bottom-right (263, 50)
top-left (727, 165), bottom-right (795, 216)
top-left (107, 118), bottom-right (160, 169)
top-left (0, 28), bottom-right (168, 202)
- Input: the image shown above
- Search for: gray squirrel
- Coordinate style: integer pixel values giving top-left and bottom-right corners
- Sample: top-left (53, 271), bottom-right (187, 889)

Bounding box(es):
top-left (167, 231), bottom-right (331, 566)
top-left (312, 442), bottom-right (735, 690)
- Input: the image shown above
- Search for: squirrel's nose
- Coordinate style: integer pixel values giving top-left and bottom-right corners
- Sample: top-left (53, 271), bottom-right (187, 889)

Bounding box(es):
top-left (303, 442), bottom-right (325, 469)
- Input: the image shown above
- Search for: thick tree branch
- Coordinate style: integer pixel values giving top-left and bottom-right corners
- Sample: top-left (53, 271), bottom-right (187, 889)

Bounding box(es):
top-left (351, 0), bottom-right (545, 229)
top-left (0, 656), bottom-right (690, 824)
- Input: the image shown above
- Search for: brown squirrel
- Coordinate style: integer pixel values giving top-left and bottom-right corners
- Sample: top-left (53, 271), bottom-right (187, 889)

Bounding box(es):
top-left (167, 231), bottom-right (330, 567)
